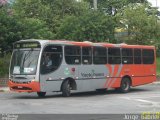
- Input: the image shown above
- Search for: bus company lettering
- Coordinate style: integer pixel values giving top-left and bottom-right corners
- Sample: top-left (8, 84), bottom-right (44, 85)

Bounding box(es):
top-left (81, 70), bottom-right (104, 78)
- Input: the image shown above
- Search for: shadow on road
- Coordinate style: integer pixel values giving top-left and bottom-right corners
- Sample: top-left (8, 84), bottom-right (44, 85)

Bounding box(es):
top-left (11, 87), bottom-right (152, 99)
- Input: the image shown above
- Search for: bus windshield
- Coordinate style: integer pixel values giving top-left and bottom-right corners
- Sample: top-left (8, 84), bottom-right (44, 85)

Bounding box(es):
top-left (10, 50), bottom-right (40, 75)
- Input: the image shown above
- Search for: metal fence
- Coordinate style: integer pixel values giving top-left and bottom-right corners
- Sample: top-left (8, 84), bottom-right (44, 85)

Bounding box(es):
top-left (0, 78), bottom-right (9, 87)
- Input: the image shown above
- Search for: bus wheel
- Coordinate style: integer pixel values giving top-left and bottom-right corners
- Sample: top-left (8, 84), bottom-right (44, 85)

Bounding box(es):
top-left (37, 92), bottom-right (46, 97)
top-left (119, 78), bottom-right (131, 93)
top-left (62, 80), bottom-right (71, 97)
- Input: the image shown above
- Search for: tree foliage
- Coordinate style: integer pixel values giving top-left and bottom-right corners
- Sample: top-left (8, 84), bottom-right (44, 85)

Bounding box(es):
top-left (13, 0), bottom-right (89, 33)
top-left (0, 0), bottom-right (160, 77)
top-left (117, 4), bottom-right (158, 45)
top-left (56, 11), bottom-right (116, 42)
top-left (0, 7), bottom-right (21, 51)
top-left (0, 0), bottom-right (54, 53)
top-left (85, 0), bottom-right (148, 15)
top-left (0, 0), bottom-right (159, 49)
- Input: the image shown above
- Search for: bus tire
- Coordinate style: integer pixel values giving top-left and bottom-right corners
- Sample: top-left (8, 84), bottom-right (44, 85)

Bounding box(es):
top-left (119, 77), bottom-right (131, 93)
top-left (37, 92), bottom-right (46, 97)
top-left (62, 80), bottom-right (71, 97)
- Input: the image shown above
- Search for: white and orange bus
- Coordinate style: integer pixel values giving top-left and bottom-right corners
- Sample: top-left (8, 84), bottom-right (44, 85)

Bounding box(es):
top-left (8, 39), bottom-right (156, 97)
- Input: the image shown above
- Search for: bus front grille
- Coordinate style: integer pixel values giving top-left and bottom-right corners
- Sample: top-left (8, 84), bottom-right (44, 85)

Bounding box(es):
top-left (11, 86), bottom-right (32, 90)
top-left (10, 80), bottom-right (31, 84)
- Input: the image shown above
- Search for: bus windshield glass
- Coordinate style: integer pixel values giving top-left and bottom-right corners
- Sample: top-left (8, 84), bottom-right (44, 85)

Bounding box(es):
top-left (10, 50), bottom-right (40, 75)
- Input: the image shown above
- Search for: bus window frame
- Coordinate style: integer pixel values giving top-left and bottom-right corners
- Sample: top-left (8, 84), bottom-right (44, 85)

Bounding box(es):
top-left (122, 48), bottom-right (133, 64)
top-left (93, 46), bottom-right (107, 65)
top-left (133, 48), bottom-right (142, 64)
top-left (108, 47), bottom-right (121, 64)
top-left (10, 48), bottom-right (41, 75)
top-left (64, 45), bottom-right (81, 65)
top-left (82, 46), bottom-right (92, 65)
top-left (142, 49), bottom-right (154, 64)
top-left (40, 44), bottom-right (63, 75)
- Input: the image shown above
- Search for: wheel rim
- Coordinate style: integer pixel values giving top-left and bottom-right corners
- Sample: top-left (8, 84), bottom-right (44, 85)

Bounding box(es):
top-left (122, 81), bottom-right (129, 90)
top-left (67, 82), bottom-right (71, 94)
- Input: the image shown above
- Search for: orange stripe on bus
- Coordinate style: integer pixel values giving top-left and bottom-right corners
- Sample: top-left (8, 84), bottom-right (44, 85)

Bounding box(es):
top-left (70, 42), bottom-right (92, 46)
top-left (104, 64), bottom-right (112, 88)
top-left (107, 65), bottom-right (120, 88)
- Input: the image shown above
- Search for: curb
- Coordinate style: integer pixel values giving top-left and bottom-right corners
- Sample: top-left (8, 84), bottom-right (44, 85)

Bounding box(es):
top-left (152, 81), bottom-right (160, 85)
top-left (0, 87), bottom-right (10, 92)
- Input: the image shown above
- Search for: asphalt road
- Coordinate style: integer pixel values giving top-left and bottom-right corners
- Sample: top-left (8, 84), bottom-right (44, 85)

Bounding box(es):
top-left (0, 84), bottom-right (160, 120)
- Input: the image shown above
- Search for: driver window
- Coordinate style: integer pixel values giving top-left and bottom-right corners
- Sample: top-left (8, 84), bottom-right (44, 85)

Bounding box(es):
top-left (40, 45), bottom-right (62, 74)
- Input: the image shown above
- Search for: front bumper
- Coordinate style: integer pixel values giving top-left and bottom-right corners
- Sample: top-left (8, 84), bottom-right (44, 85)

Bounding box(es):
top-left (8, 80), bottom-right (40, 92)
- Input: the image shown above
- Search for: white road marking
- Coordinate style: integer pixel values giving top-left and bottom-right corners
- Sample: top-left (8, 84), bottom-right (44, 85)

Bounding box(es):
top-left (134, 99), bottom-right (155, 104)
top-left (121, 94), bottom-right (160, 99)
top-left (121, 97), bottom-right (160, 108)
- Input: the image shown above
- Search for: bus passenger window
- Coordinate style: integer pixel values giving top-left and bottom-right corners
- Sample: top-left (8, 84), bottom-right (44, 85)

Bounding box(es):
top-left (65, 46), bottom-right (81, 64)
top-left (93, 47), bottom-right (107, 64)
top-left (122, 48), bottom-right (133, 64)
top-left (40, 46), bottom-right (62, 74)
top-left (134, 49), bottom-right (141, 64)
top-left (108, 48), bottom-right (121, 64)
top-left (142, 49), bottom-right (154, 64)
top-left (82, 47), bottom-right (92, 64)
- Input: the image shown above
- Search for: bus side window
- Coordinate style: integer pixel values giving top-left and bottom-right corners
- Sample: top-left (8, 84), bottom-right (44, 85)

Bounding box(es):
top-left (142, 49), bottom-right (154, 64)
top-left (82, 47), bottom-right (92, 64)
top-left (108, 48), bottom-right (121, 64)
top-left (93, 47), bottom-right (107, 64)
top-left (65, 46), bottom-right (81, 64)
top-left (134, 49), bottom-right (142, 64)
top-left (122, 48), bottom-right (133, 64)
top-left (40, 45), bottom-right (62, 74)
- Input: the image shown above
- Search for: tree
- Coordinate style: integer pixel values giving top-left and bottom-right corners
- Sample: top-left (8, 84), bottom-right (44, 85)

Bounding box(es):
top-left (0, 0), bottom-right (54, 54)
top-left (0, 0), bottom-right (7, 6)
top-left (13, 0), bottom-right (89, 33)
top-left (18, 18), bottom-right (54, 39)
top-left (116, 4), bottom-right (158, 45)
top-left (56, 11), bottom-right (116, 43)
top-left (84, 0), bottom-right (148, 15)
top-left (0, 5), bottom-right (20, 53)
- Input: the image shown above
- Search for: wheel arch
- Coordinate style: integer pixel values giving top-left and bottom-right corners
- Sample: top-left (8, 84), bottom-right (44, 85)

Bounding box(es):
top-left (121, 75), bottom-right (132, 86)
top-left (60, 77), bottom-right (77, 91)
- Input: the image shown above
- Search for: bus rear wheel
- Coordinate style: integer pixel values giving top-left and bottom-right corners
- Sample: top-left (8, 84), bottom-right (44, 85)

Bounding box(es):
top-left (62, 80), bottom-right (71, 97)
top-left (37, 92), bottom-right (46, 97)
top-left (118, 77), bottom-right (131, 93)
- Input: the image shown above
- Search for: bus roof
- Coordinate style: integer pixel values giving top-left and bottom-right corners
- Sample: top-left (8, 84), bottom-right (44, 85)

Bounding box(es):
top-left (17, 39), bottom-right (155, 49)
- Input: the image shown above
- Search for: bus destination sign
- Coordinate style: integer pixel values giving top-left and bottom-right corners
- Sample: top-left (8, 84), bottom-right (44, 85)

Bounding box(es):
top-left (14, 42), bottom-right (41, 49)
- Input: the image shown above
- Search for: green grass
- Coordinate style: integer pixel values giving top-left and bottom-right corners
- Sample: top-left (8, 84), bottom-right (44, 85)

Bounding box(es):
top-left (157, 57), bottom-right (160, 76)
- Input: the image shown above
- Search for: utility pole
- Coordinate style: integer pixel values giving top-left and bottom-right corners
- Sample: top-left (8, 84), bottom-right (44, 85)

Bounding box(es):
top-left (156, 0), bottom-right (157, 8)
top-left (93, 0), bottom-right (97, 10)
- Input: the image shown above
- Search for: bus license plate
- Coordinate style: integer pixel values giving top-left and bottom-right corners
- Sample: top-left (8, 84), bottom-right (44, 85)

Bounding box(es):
top-left (18, 86), bottom-right (23, 88)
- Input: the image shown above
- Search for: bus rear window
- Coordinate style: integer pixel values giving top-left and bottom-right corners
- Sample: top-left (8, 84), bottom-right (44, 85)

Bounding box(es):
top-left (142, 49), bottom-right (154, 64)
